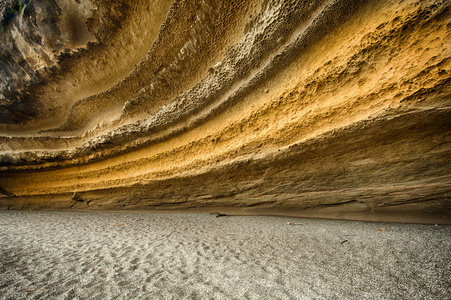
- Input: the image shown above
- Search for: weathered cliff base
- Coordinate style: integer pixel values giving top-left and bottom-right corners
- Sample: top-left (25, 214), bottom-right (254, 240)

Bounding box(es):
top-left (1, 0), bottom-right (450, 224)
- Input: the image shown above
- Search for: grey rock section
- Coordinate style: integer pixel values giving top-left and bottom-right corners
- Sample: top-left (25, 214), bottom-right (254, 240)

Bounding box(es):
top-left (0, 0), bottom-right (95, 124)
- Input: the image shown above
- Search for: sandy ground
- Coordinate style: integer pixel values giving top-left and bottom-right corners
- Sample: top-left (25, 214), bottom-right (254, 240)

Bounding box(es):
top-left (0, 211), bottom-right (450, 299)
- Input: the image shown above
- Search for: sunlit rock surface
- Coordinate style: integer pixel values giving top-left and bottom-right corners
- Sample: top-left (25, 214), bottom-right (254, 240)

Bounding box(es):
top-left (0, 0), bottom-right (450, 223)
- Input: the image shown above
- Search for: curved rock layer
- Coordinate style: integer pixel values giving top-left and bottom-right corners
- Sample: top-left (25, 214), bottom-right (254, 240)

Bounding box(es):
top-left (0, 0), bottom-right (450, 223)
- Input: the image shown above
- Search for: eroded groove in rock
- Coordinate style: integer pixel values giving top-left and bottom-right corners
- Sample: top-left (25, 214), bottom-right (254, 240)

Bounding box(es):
top-left (0, 0), bottom-right (450, 223)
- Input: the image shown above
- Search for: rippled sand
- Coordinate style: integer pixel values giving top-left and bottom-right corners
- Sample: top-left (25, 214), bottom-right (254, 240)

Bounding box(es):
top-left (0, 211), bottom-right (450, 299)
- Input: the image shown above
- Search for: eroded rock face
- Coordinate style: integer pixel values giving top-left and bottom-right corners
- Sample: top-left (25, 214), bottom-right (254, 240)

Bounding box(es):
top-left (0, 0), bottom-right (450, 223)
top-left (0, 0), bottom-right (96, 123)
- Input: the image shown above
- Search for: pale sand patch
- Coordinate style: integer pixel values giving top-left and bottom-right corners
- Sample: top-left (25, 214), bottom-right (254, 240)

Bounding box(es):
top-left (0, 211), bottom-right (450, 299)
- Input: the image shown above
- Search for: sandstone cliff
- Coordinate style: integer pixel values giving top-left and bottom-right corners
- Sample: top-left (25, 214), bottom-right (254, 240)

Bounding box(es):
top-left (0, 0), bottom-right (450, 223)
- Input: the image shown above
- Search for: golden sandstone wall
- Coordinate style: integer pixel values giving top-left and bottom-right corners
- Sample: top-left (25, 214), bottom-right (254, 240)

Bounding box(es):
top-left (0, 0), bottom-right (450, 223)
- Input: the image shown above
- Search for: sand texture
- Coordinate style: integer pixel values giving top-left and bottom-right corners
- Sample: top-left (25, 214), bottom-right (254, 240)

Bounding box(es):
top-left (0, 0), bottom-right (450, 222)
top-left (0, 211), bottom-right (450, 299)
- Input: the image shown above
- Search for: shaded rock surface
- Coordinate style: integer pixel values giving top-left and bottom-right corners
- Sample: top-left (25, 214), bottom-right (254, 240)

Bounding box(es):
top-left (0, 0), bottom-right (450, 223)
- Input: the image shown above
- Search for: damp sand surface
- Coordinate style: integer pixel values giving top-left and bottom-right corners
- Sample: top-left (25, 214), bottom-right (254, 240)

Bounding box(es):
top-left (0, 211), bottom-right (450, 299)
